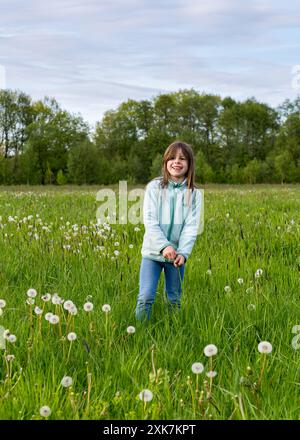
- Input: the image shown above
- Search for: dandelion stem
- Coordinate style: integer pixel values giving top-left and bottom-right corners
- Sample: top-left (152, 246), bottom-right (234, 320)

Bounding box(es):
top-left (66, 340), bottom-right (73, 364)
top-left (85, 368), bottom-right (92, 416)
top-left (258, 354), bottom-right (267, 388)
top-left (209, 357), bottom-right (213, 393)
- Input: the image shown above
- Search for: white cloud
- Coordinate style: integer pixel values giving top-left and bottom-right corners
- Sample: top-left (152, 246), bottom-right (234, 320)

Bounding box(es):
top-left (0, 0), bottom-right (299, 125)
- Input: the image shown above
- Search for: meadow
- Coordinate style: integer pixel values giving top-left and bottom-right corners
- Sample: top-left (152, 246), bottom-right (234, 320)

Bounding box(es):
top-left (0, 184), bottom-right (299, 420)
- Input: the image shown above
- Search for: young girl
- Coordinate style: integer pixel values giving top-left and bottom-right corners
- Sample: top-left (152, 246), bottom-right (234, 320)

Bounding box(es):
top-left (135, 140), bottom-right (203, 321)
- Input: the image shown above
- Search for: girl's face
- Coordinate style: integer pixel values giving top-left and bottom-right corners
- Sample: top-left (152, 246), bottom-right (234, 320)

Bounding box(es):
top-left (166, 148), bottom-right (188, 181)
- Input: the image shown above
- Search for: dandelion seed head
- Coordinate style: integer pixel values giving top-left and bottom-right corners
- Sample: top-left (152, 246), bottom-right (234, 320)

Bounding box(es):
top-left (67, 332), bottom-right (77, 341)
top-left (191, 362), bottom-right (204, 374)
top-left (204, 344), bottom-right (218, 357)
top-left (224, 286), bottom-right (231, 293)
top-left (255, 268), bottom-right (263, 278)
top-left (41, 294), bottom-right (51, 302)
top-left (206, 371), bottom-right (217, 378)
top-left (51, 295), bottom-right (61, 305)
top-left (6, 354), bottom-right (15, 362)
top-left (127, 326), bottom-right (136, 334)
top-left (45, 312), bottom-right (53, 321)
top-left (237, 278), bottom-right (244, 284)
top-left (49, 315), bottom-right (59, 325)
top-left (69, 305), bottom-right (78, 315)
top-left (0, 299), bottom-right (6, 308)
top-left (258, 341), bottom-right (272, 354)
top-left (27, 288), bottom-right (37, 298)
top-left (40, 406), bottom-right (51, 417)
top-left (102, 304), bottom-right (111, 313)
top-left (34, 307), bottom-right (43, 315)
top-left (139, 389), bottom-right (153, 402)
top-left (83, 302), bottom-right (94, 312)
top-left (63, 300), bottom-right (74, 311)
top-left (61, 376), bottom-right (73, 387)
top-left (206, 269), bottom-right (212, 276)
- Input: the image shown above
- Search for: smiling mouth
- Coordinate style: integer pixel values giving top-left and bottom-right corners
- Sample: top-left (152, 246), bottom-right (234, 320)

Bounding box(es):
top-left (172, 167), bottom-right (182, 170)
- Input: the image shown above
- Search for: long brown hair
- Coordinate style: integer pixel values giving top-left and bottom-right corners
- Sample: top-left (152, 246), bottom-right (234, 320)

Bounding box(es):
top-left (160, 140), bottom-right (197, 191)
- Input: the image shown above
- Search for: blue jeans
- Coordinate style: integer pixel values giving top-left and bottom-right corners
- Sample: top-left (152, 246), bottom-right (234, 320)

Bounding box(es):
top-left (135, 257), bottom-right (185, 321)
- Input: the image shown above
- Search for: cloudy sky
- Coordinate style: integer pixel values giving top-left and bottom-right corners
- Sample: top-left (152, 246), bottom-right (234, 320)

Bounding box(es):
top-left (1, 0), bottom-right (300, 129)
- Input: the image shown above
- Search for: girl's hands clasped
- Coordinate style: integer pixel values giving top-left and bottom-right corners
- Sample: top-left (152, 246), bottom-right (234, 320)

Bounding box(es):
top-left (162, 246), bottom-right (185, 267)
top-left (173, 254), bottom-right (185, 267)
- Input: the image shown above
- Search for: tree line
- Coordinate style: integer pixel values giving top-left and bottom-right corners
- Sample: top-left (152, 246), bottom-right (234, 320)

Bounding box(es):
top-left (0, 88), bottom-right (300, 185)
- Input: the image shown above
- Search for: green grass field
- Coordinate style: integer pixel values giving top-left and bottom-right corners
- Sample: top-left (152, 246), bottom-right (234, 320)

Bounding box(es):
top-left (0, 184), bottom-right (299, 420)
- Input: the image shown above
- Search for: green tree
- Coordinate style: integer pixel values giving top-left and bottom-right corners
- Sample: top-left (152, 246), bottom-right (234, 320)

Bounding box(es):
top-left (195, 150), bottom-right (214, 183)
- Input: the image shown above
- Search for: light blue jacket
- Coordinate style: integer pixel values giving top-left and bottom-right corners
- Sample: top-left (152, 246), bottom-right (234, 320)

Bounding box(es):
top-left (141, 176), bottom-right (204, 263)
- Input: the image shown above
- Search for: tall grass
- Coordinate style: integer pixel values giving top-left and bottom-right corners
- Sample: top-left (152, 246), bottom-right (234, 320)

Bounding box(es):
top-left (0, 184), bottom-right (299, 420)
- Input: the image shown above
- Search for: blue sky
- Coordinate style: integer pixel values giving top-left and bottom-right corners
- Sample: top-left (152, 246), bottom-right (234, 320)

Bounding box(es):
top-left (1, 0), bottom-right (300, 129)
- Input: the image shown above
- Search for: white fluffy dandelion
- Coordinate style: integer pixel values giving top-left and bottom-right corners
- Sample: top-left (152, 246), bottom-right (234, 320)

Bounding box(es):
top-left (255, 269), bottom-right (263, 278)
top-left (49, 315), bottom-right (59, 325)
top-left (206, 371), bottom-right (218, 378)
top-left (0, 299), bottom-right (6, 308)
top-left (61, 376), bottom-right (73, 387)
top-left (41, 294), bottom-right (51, 302)
top-left (45, 312), bottom-right (53, 321)
top-left (204, 344), bottom-right (218, 357)
top-left (5, 354), bottom-right (15, 362)
top-left (206, 269), bottom-right (212, 276)
top-left (40, 406), bottom-right (51, 417)
top-left (63, 300), bottom-right (74, 311)
top-left (102, 304), bottom-right (111, 313)
top-left (258, 341), bottom-right (272, 354)
top-left (139, 389), bottom-right (153, 402)
top-left (237, 278), bottom-right (244, 285)
top-left (51, 295), bottom-right (62, 305)
top-left (67, 332), bottom-right (77, 341)
top-left (127, 326), bottom-right (136, 334)
top-left (83, 302), bottom-right (94, 312)
top-left (34, 306), bottom-right (43, 315)
top-left (26, 298), bottom-right (35, 305)
top-left (224, 286), bottom-right (231, 293)
top-left (69, 305), bottom-right (78, 315)
top-left (191, 362), bottom-right (204, 374)
top-left (27, 288), bottom-right (37, 298)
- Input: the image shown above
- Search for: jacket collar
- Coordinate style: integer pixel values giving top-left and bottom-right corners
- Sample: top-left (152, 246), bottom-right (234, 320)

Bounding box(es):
top-left (168, 177), bottom-right (187, 188)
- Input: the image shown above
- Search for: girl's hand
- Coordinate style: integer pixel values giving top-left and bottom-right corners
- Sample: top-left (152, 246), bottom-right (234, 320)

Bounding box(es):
top-left (173, 254), bottom-right (185, 267)
top-left (162, 246), bottom-right (177, 260)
